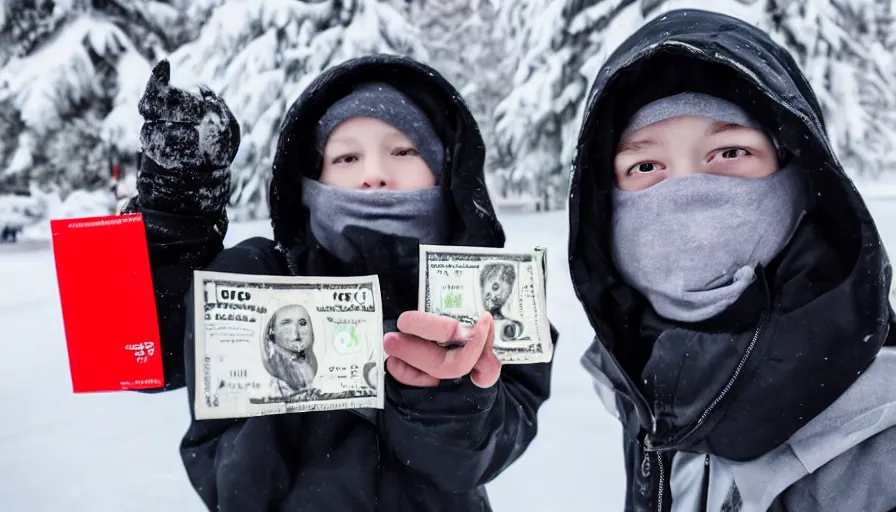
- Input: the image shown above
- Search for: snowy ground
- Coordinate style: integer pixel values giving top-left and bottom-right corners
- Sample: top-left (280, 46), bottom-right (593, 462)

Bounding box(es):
top-left (4, 200), bottom-right (896, 511)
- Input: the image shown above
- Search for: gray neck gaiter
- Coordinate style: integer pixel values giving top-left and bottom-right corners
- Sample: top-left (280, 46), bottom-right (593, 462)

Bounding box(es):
top-left (301, 177), bottom-right (451, 263)
top-left (611, 163), bottom-right (807, 323)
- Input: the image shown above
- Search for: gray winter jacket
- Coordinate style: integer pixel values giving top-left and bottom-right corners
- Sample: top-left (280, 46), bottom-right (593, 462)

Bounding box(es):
top-left (670, 347), bottom-right (896, 511)
top-left (568, 9), bottom-right (896, 512)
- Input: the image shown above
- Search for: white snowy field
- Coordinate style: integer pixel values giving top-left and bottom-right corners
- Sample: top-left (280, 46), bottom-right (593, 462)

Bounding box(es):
top-left (3, 201), bottom-right (896, 511)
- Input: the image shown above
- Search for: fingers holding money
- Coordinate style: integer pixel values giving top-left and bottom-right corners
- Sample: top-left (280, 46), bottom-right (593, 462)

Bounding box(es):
top-left (396, 311), bottom-right (463, 346)
top-left (385, 357), bottom-right (440, 387)
top-left (470, 318), bottom-right (501, 388)
top-left (384, 312), bottom-right (497, 384)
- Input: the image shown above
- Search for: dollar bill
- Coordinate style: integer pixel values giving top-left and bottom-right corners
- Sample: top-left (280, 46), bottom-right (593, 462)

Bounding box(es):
top-left (192, 270), bottom-right (385, 420)
top-left (418, 245), bottom-right (553, 364)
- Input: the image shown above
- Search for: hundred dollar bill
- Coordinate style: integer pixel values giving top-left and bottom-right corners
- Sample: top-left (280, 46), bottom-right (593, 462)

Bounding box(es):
top-left (193, 270), bottom-right (385, 420)
top-left (418, 245), bottom-right (553, 364)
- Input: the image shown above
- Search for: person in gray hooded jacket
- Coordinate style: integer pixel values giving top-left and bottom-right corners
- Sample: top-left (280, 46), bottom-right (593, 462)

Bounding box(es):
top-left (567, 9), bottom-right (896, 512)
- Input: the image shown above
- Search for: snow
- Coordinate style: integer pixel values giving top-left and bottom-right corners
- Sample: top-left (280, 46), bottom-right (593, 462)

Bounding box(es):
top-left (0, 14), bottom-right (147, 134)
top-left (0, 186), bottom-right (117, 238)
top-left (5, 0), bottom-right (895, 219)
top-left (100, 49), bottom-right (152, 156)
top-left (5, 199), bottom-right (896, 509)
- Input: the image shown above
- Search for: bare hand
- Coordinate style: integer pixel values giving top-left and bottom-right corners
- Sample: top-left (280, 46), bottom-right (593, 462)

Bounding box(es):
top-left (384, 311), bottom-right (501, 388)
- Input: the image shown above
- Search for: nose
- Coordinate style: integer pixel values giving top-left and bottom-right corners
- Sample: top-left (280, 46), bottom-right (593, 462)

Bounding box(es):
top-left (666, 156), bottom-right (704, 178)
top-left (667, 167), bottom-right (701, 178)
top-left (360, 156), bottom-right (391, 189)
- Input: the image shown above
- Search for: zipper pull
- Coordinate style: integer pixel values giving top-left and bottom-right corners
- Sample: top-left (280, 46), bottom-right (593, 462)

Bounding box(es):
top-left (641, 437), bottom-right (655, 477)
top-left (641, 449), bottom-right (652, 477)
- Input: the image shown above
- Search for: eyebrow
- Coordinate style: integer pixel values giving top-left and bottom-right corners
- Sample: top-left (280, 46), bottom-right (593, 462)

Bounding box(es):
top-left (326, 137), bottom-right (357, 145)
top-left (708, 122), bottom-right (746, 135)
top-left (617, 137), bottom-right (661, 154)
top-left (385, 133), bottom-right (414, 144)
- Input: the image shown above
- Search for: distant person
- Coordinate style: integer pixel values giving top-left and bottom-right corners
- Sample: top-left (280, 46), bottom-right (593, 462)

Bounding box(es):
top-left (125, 56), bottom-right (557, 511)
top-left (566, 9), bottom-right (896, 511)
top-left (1, 224), bottom-right (20, 243)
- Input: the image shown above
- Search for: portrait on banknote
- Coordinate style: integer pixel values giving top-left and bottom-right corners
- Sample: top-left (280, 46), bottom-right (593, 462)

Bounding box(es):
top-left (193, 271), bottom-right (385, 420)
top-left (419, 245), bottom-right (553, 364)
top-left (260, 303), bottom-right (319, 399)
top-left (479, 262), bottom-right (525, 342)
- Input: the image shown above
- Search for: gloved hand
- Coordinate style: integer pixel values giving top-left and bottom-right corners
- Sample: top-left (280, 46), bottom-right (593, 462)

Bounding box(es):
top-left (134, 60), bottom-right (241, 215)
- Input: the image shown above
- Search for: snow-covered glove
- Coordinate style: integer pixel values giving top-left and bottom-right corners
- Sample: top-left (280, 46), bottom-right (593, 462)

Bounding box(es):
top-left (135, 60), bottom-right (240, 215)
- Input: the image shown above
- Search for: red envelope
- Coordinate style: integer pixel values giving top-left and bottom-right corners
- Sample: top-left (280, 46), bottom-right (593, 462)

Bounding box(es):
top-left (50, 213), bottom-right (164, 392)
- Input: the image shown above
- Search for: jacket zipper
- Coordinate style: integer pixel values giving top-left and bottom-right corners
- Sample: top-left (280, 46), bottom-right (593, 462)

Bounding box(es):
top-left (643, 313), bottom-right (767, 511)
top-left (641, 443), bottom-right (666, 512)
top-left (648, 312), bottom-right (768, 450)
top-left (700, 454), bottom-right (710, 512)
top-left (656, 451), bottom-right (665, 512)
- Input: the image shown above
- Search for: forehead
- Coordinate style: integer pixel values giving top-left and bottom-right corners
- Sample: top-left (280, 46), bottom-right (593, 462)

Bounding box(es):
top-left (617, 117), bottom-right (752, 153)
top-left (327, 117), bottom-right (405, 142)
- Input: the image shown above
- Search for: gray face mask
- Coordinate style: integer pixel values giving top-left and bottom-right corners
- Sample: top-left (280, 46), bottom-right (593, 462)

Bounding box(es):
top-left (301, 177), bottom-right (451, 263)
top-left (611, 163), bottom-right (807, 323)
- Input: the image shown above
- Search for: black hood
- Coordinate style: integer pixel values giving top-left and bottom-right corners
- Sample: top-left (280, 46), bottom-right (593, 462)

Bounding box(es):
top-left (569, 9), bottom-right (894, 460)
top-left (268, 54), bottom-right (505, 257)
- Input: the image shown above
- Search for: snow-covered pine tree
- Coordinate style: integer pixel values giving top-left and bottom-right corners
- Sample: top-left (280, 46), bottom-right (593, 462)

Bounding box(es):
top-left (493, 0), bottom-right (896, 209)
top-left (403, 0), bottom-right (512, 198)
top-left (761, 0), bottom-right (896, 178)
top-left (493, 0), bottom-right (648, 211)
top-left (0, 0), bottom-right (192, 196)
top-left (165, 0), bottom-right (428, 221)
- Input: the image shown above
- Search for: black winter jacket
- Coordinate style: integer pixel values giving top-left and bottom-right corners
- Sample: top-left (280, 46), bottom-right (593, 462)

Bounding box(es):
top-left (566, 9), bottom-right (896, 511)
top-left (127, 55), bottom-right (554, 511)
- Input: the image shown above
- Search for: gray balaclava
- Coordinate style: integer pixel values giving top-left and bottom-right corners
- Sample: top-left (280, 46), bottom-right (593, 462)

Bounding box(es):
top-left (315, 82), bottom-right (444, 178)
top-left (611, 92), bottom-right (807, 323)
top-left (302, 82), bottom-right (451, 263)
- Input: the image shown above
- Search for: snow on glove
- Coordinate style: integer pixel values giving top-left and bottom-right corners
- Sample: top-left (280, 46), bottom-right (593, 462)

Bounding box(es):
top-left (136, 60), bottom-right (241, 215)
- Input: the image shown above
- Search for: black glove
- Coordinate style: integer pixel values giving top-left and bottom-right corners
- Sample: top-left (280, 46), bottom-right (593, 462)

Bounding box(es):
top-left (135, 60), bottom-right (241, 216)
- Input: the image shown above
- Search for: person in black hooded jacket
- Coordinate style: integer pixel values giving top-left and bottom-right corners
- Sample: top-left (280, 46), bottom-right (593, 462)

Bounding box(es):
top-left (567, 9), bottom-right (896, 512)
top-left (123, 55), bottom-right (555, 511)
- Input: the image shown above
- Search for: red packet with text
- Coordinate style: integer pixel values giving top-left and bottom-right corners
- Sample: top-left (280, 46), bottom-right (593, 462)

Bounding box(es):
top-left (50, 213), bottom-right (164, 392)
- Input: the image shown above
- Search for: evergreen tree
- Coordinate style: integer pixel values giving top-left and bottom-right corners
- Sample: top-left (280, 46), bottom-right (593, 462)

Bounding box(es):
top-left (493, 0), bottom-right (896, 209)
top-left (762, 0), bottom-right (896, 177)
top-left (0, 0), bottom-right (171, 193)
top-left (493, 0), bottom-right (641, 211)
top-left (406, 0), bottom-right (512, 197)
top-left (2, 0), bottom-right (894, 217)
